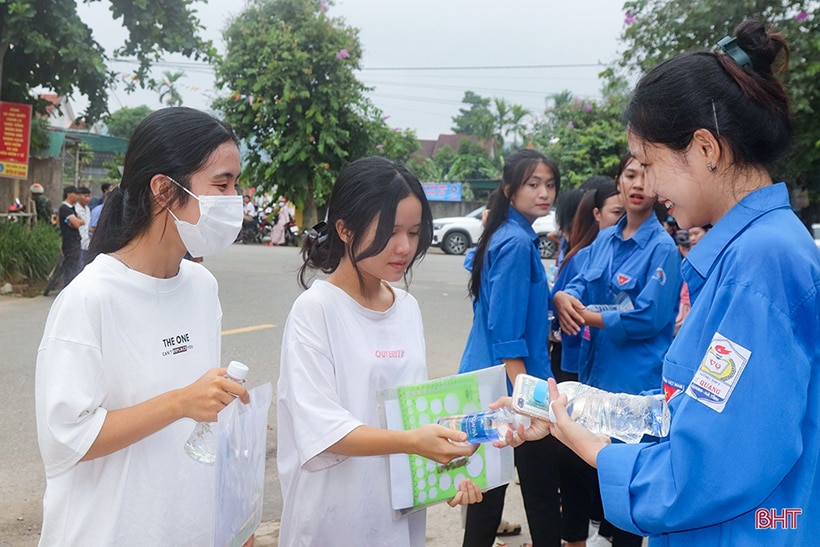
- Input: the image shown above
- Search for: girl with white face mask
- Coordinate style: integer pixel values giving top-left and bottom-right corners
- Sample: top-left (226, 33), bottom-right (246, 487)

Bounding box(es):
top-left (35, 107), bottom-right (253, 547)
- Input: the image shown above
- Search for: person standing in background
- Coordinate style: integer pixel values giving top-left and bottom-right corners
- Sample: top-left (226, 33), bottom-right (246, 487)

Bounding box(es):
top-left (75, 187), bottom-right (92, 264)
top-left (553, 152), bottom-right (682, 547)
top-left (30, 183), bottom-right (54, 224)
top-left (57, 186), bottom-right (84, 286)
top-left (89, 182), bottom-right (112, 210)
top-left (459, 149), bottom-right (563, 547)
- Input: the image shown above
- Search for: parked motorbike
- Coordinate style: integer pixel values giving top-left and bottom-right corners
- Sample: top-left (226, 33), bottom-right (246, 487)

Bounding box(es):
top-left (283, 218), bottom-right (302, 247)
top-left (7, 198), bottom-right (24, 213)
top-left (237, 209), bottom-right (272, 244)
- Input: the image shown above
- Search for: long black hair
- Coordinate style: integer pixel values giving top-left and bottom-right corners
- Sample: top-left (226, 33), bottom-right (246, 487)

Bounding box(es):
top-left (87, 107), bottom-right (238, 262)
top-left (298, 156), bottom-right (433, 289)
top-left (469, 149), bottom-right (560, 300)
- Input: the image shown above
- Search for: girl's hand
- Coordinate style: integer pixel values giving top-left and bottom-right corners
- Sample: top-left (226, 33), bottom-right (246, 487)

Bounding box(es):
top-left (447, 478), bottom-right (484, 506)
top-left (409, 424), bottom-right (478, 464)
top-left (545, 378), bottom-right (609, 468)
top-left (487, 397), bottom-right (551, 448)
top-left (178, 368), bottom-right (250, 422)
top-left (553, 291), bottom-right (587, 335)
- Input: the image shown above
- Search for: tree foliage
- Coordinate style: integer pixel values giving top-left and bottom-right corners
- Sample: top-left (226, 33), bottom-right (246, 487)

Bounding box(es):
top-left (613, 0), bottom-right (820, 188)
top-left (103, 105), bottom-right (153, 139)
top-left (213, 0), bottom-right (411, 226)
top-left (530, 91), bottom-right (628, 187)
top-left (451, 91), bottom-right (531, 152)
top-left (407, 138), bottom-right (498, 184)
top-left (0, 0), bottom-right (215, 123)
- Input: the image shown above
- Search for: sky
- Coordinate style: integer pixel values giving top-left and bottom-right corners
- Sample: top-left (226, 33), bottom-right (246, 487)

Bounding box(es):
top-left (75, 0), bottom-right (629, 140)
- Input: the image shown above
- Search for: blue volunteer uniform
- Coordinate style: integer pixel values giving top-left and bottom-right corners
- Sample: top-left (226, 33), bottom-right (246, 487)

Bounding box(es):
top-left (550, 246), bottom-right (591, 374)
top-left (598, 183), bottom-right (820, 545)
top-left (562, 214), bottom-right (681, 394)
top-left (459, 207), bottom-right (552, 391)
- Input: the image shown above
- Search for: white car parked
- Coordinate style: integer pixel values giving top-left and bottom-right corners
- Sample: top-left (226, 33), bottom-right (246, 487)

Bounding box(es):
top-left (432, 206), bottom-right (558, 259)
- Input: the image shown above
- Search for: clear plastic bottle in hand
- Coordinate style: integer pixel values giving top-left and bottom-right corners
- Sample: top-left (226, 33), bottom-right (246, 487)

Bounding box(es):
top-left (184, 361), bottom-right (249, 464)
top-left (437, 407), bottom-right (531, 445)
top-left (554, 381), bottom-right (670, 444)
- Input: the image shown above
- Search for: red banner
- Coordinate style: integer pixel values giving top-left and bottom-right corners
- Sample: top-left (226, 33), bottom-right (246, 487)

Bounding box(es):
top-left (0, 102), bottom-right (33, 180)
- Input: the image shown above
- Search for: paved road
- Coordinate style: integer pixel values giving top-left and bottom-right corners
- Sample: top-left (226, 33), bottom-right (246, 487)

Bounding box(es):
top-left (3, 243), bottom-right (539, 546)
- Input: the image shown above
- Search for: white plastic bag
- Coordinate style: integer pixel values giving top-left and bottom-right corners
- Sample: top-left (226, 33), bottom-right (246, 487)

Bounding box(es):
top-left (212, 382), bottom-right (273, 547)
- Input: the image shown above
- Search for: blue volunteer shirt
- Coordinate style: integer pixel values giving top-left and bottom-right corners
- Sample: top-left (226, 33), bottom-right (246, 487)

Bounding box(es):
top-left (550, 246), bottom-right (591, 374)
top-left (562, 213), bottom-right (681, 394)
top-left (598, 183), bottom-right (820, 546)
top-left (459, 207), bottom-right (552, 392)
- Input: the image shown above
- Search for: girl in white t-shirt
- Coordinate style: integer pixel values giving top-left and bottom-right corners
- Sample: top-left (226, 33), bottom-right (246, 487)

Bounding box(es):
top-left (35, 107), bottom-right (252, 547)
top-left (277, 156), bottom-right (482, 547)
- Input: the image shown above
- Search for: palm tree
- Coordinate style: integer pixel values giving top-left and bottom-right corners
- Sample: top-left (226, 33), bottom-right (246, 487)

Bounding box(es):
top-left (157, 70), bottom-right (185, 106)
top-left (507, 104), bottom-right (531, 148)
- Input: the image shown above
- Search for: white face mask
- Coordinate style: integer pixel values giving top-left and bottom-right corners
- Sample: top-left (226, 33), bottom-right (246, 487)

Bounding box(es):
top-left (166, 177), bottom-right (243, 258)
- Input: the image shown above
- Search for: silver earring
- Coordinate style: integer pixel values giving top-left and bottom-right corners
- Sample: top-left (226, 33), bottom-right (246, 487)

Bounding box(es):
top-left (707, 162), bottom-right (717, 173)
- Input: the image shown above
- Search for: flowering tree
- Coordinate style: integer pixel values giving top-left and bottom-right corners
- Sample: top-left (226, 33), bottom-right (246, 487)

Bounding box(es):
top-left (530, 90), bottom-right (628, 187)
top-left (213, 0), bottom-right (411, 227)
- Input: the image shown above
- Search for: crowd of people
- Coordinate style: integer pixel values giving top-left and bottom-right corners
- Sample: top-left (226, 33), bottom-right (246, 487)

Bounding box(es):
top-left (32, 19), bottom-right (818, 547)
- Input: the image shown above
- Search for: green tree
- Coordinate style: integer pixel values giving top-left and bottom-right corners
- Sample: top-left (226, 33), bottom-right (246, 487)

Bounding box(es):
top-left (506, 104), bottom-right (532, 149)
top-left (451, 91), bottom-right (495, 140)
top-left (447, 139), bottom-right (498, 181)
top-left (104, 106), bottom-right (153, 139)
top-left (213, 0), bottom-right (402, 227)
top-left (530, 90), bottom-right (627, 186)
top-left (614, 0), bottom-right (820, 195)
top-left (452, 91), bottom-right (531, 152)
top-left (0, 0), bottom-right (215, 123)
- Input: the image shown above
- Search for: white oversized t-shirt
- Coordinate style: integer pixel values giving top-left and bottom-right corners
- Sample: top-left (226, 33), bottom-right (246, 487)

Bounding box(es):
top-left (277, 280), bottom-right (428, 547)
top-left (35, 254), bottom-right (222, 546)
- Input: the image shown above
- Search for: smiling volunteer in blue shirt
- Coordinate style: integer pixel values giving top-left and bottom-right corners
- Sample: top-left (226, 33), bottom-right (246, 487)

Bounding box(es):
top-left (554, 152), bottom-right (682, 397)
top-left (459, 149), bottom-right (562, 547)
top-left (518, 20), bottom-right (820, 547)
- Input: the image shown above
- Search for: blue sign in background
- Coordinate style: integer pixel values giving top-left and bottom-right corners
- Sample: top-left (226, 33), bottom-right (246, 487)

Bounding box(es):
top-left (422, 183), bottom-right (462, 202)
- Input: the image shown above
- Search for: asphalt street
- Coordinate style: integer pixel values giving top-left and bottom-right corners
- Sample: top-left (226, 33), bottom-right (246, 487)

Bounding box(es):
top-left (1, 243), bottom-right (548, 546)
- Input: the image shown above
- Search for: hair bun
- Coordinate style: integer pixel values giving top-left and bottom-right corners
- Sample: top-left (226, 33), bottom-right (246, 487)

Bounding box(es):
top-left (734, 20), bottom-right (788, 73)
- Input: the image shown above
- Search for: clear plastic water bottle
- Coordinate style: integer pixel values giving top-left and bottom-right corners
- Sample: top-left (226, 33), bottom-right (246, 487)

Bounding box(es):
top-left (184, 361), bottom-right (249, 464)
top-left (552, 381), bottom-right (670, 444)
top-left (437, 407), bottom-right (531, 445)
top-left (585, 304), bottom-right (619, 312)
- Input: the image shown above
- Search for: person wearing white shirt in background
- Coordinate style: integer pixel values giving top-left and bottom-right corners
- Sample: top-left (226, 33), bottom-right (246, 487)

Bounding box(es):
top-left (75, 187), bottom-right (92, 263)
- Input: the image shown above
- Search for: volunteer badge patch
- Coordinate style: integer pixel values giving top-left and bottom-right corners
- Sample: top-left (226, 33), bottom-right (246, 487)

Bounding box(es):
top-left (685, 332), bottom-right (751, 413)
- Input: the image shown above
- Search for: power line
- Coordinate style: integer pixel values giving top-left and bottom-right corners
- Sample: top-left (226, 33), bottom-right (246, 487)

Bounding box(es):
top-left (361, 63), bottom-right (606, 71)
top-left (109, 58), bottom-right (607, 74)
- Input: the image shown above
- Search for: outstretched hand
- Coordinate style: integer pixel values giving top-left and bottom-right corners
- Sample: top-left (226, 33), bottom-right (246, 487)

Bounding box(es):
top-left (545, 378), bottom-right (609, 468)
top-left (486, 396), bottom-right (551, 449)
top-left (409, 424), bottom-right (479, 464)
top-left (179, 367), bottom-right (250, 423)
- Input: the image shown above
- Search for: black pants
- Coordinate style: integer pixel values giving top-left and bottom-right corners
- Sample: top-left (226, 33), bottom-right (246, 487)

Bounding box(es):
top-left (555, 440), bottom-right (595, 542)
top-left (61, 247), bottom-right (82, 286)
top-left (592, 470), bottom-right (645, 547)
top-left (462, 436), bottom-right (562, 547)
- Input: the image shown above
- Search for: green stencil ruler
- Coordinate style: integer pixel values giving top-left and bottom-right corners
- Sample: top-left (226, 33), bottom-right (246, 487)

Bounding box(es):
top-left (397, 374), bottom-right (488, 507)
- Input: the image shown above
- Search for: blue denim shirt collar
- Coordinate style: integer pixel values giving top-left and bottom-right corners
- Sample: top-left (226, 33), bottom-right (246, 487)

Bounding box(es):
top-left (683, 182), bottom-right (790, 290)
top-left (506, 206), bottom-right (539, 244)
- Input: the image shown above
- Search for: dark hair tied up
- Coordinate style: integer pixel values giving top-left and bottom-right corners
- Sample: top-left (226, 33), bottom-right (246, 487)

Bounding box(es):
top-left (625, 19), bottom-right (792, 169)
